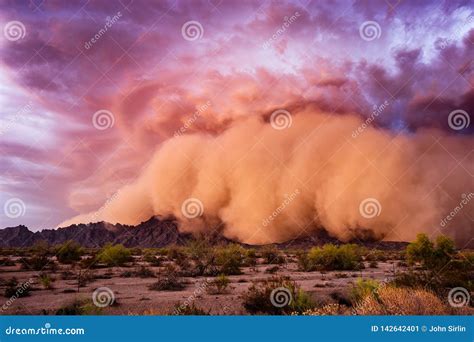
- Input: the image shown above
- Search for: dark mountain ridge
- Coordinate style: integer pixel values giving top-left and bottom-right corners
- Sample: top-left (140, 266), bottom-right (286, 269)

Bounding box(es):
top-left (0, 217), bottom-right (408, 250)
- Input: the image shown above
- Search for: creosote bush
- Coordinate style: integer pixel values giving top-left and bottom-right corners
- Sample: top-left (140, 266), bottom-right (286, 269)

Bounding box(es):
top-left (206, 274), bottom-right (230, 294)
top-left (56, 240), bottom-right (83, 264)
top-left (298, 244), bottom-right (363, 271)
top-left (96, 244), bottom-right (132, 266)
top-left (149, 265), bottom-right (185, 291)
top-left (242, 276), bottom-right (315, 315)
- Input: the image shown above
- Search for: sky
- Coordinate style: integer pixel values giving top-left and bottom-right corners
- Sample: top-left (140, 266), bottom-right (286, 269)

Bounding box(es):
top-left (0, 0), bottom-right (473, 231)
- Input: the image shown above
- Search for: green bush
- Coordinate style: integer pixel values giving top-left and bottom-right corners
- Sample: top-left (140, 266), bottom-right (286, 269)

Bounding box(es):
top-left (261, 246), bottom-right (285, 264)
top-left (38, 273), bottom-right (54, 290)
top-left (149, 265), bottom-right (185, 291)
top-left (242, 276), bottom-right (315, 315)
top-left (349, 278), bottom-right (380, 304)
top-left (206, 274), bottom-right (230, 294)
top-left (406, 234), bottom-right (455, 269)
top-left (215, 244), bottom-right (245, 275)
top-left (56, 240), bottom-right (83, 264)
top-left (303, 244), bottom-right (362, 271)
top-left (96, 244), bottom-right (132, 266)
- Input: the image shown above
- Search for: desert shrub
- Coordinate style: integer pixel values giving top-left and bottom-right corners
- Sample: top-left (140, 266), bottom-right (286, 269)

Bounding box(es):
top-left (4, 278), bottom-right (31, 298)
top-left (167, 246), bottom-right (190, 269)
top-left (300, 303), bottom-right (350, 315)
top-left (77, 269), bottom-right (95, 288)
top-left (265, 265), bottom-right (280, 274)
top-left (56, 240), bottom-right (83, 264)
top-left (261, 246), bottom-right (285, 264)
top-left (30, 240), bottom-right (50, 256)
top-left (19, 255), bottom-right (50, 271)
top-left (243, 248), bottom-right (258, 267)
top-left (242, 276), bottom-right (315, 315)
top-left (143, 251), bottom-right (161, 266)
top-left (368, 260), bottom-right (378, 268)
top-left (0, 258), bottom-right (15, 266)
top-left (349, 278), bottom-right (380, 304)
top-left (96, 244), bottom-right (131, 266)
top-left (38, 273), bottom-right (54, 290)
top-left (304, 244), bottom-right (362, 271)
top-left (149, 265), bottom-right (185, 291)
top-left (406, 234), bottom-right (455, 269)
top-left (296, 251), bottom-right (313, 271)
top-left (206, 274), bottom-right (230, 294)
top-left (215, 244), bottom-right (245, 275)
top-left (55, 300), bottom-right (101, 315)
top-left (185, 239), bottom-right (217, 276)
top-left (172, 302), bottom-right (210, 315)
top-left (354, 286), bottom-right (448, 315)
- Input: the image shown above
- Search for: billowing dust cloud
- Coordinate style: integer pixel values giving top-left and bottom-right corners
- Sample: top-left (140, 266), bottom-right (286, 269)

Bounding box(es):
top-left (61, 107), bottom-right (473, 246)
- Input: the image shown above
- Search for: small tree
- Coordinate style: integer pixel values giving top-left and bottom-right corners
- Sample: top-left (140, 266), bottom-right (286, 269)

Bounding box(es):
top-left (96, 244), bottom-right (132, 266)
top-left (56, 240), bottom-right (83, 264)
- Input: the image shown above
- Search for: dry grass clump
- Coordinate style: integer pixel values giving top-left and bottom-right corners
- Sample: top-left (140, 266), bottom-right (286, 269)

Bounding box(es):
top-left (300, 304), bottom-right (350, 315)
top-left (354, 286), bottom-right (447, 315)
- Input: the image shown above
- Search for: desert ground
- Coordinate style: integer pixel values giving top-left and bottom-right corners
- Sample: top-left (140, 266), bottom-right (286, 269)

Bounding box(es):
top-left (0, 237), bottom-right (472, 315)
